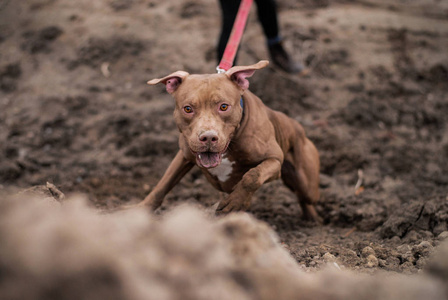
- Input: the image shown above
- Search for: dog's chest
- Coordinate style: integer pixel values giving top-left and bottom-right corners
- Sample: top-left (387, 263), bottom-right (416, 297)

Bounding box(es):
top-left (208, 157), bottom-right (234, 182)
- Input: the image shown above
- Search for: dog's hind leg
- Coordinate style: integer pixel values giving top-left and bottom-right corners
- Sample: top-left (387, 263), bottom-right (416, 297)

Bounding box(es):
top-left (281, 141), bottom-right (321, 222)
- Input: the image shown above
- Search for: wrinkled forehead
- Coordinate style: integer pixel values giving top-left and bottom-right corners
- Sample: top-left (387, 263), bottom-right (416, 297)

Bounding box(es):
top-left (174, 74), bottom-right (241, 104)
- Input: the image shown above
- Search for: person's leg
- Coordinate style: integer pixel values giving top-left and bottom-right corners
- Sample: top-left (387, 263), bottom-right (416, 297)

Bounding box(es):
top-left (217, 0), bottom-right (241, 63)
top-left (255, 0), bottom-right (304, 74)
top-left (254, 0), bottom-right (279, 41)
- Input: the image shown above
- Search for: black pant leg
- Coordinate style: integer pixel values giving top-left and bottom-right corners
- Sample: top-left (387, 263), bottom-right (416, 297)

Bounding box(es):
top-left (254, 0), bottom-right (279, 40)
top-left (217, 0), bottom-right (241, 62)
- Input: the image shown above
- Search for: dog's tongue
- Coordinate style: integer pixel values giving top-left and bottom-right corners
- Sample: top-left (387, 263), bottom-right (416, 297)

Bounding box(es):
top-left (197, 152), bottom-right (221, 169)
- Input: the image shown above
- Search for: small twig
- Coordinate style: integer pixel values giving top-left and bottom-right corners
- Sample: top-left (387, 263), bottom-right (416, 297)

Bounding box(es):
top-left (333, 262), bottom-right (342, 270)
top-left (354, 169), bottom-right (364, 195)
top-left (46, 182), bottom-right (65, 202)
top-left (343, 227), bottom-right (356, 238)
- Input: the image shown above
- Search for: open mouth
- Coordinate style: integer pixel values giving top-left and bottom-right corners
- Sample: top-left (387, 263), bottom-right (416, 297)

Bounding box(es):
top-left (196, 151), bottom-right (223, 169)
top-left (192, 141), bottom-right (230, 169)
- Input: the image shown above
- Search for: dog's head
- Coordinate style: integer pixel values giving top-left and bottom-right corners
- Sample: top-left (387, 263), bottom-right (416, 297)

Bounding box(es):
top-left (148, 61), bottom-right (268, 169)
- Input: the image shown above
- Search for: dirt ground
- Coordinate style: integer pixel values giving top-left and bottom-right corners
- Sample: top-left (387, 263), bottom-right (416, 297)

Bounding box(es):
top-left (1, 0), bottom-right (448, 277)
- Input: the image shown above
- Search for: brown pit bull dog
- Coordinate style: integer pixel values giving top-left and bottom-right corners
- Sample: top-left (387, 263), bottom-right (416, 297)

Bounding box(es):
top-left (139, 60), bottom-right (321, 221)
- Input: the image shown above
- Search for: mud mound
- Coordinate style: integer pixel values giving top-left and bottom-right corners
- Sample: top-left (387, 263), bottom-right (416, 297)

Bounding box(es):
top-left (0, 192), bottom-right (447, 300)
top-left (380, 196), bottom-right (448, 238)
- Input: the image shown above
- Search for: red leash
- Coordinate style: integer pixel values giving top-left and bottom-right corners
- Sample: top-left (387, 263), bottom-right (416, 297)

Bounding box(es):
top-left (217, 0), bottom-right (253, 73)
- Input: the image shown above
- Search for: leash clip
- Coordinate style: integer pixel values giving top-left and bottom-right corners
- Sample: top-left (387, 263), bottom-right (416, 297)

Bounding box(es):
top-left (216, 66), bottom-right (226, 74)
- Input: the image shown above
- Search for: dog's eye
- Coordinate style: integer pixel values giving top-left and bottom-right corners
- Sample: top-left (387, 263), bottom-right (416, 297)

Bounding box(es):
top-left (184, 106), bottom-right (193, 113)
top-left (220, 104), bottom-right (229, 111)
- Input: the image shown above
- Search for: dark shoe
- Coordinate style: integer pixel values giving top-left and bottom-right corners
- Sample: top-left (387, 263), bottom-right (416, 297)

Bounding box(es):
top-left (268, 42), bottom-right (304, 74)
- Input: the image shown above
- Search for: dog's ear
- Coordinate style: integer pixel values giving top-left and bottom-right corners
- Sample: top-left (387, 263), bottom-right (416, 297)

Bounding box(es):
top-left (225, 60), bottom-right (269, 91)
top-left (147, 71), bottom-right (189, 94)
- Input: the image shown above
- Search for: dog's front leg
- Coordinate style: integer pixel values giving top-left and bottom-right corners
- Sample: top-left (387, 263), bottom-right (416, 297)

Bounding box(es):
top-left (140, 150), bottom-right (194, 210)
top-left (216, 158), bottom-right (282, 215)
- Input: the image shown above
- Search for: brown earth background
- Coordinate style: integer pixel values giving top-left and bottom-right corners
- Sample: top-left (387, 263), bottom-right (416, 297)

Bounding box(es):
top-left (1, 0), bottom-right (448, 298)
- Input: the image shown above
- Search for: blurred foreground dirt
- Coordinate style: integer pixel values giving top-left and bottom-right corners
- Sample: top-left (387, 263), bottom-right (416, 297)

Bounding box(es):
top-left (0, 190), bottom-right (447, 299)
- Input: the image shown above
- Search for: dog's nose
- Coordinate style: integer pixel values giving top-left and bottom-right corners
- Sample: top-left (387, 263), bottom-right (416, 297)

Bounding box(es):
top-left (199, 130), bottom-right (219, 144)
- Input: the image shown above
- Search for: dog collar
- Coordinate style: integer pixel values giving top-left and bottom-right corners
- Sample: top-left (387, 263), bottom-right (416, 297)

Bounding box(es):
top-left (239, 96), bottom-right (245, 127)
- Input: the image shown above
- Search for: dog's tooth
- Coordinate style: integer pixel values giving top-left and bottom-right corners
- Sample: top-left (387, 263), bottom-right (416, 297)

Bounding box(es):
top-left (198, 154), bottom-right (202, 159)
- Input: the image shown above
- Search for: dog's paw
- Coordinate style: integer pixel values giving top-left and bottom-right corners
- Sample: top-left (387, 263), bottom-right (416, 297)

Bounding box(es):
top-left (215, 191), bottom-right (251, 215)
